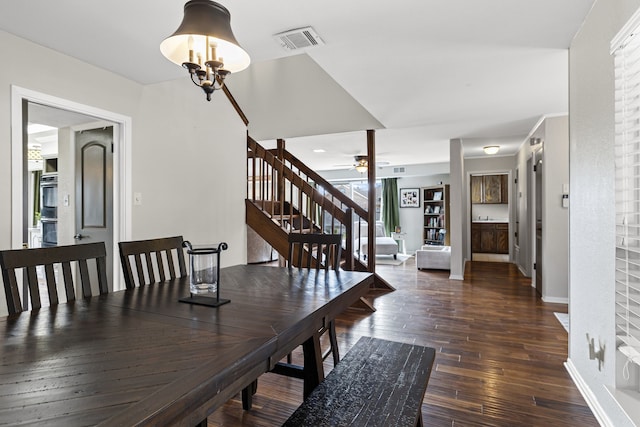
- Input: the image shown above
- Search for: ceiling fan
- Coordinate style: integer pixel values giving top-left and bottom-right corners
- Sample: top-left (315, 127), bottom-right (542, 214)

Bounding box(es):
top-left (333, 155), bottom-right (390, 172)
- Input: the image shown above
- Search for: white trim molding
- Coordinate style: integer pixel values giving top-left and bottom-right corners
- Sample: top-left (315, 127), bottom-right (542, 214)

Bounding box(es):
top-left (10, 85), bottom-right (132, 291)
top-left (565, 359), bottom-right (615, 427)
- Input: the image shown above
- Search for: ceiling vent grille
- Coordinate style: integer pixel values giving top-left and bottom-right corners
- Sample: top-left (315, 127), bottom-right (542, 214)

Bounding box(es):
top-left (393, 167), bottom-right (406, 174)
top-left (273, 27), bottom-right (324, 51)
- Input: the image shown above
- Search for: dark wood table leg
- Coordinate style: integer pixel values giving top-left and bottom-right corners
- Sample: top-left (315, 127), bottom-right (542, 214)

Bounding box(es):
top-left (241, 380), bottom-right (258, 410)
top-left (302, 331), bottom-right (324, 399)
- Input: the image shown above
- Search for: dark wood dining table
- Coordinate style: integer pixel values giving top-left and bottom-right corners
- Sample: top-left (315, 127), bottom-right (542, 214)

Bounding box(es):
top-left (0, 264), bottom-right (373, 426)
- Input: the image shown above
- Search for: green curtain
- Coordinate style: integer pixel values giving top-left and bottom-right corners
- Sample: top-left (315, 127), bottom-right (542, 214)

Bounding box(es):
top-left (381, 178), bottom-right (399, 235)
top-left (32, 170), bottom-right (42, 226)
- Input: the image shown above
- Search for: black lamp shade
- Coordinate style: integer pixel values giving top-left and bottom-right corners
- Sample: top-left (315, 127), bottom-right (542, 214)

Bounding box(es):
top-left (160, 0), bottom-right (250, 73)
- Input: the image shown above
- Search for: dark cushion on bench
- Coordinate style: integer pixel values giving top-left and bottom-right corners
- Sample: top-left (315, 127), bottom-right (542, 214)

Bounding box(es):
top-left (283, 336), bottom-right (436, 427)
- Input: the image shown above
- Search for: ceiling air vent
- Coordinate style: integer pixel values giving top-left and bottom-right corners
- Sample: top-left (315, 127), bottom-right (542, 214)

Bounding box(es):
top-left (393, 167), bottom-right (406, 174)
top-left (273, 27), bottom-right (324, 51)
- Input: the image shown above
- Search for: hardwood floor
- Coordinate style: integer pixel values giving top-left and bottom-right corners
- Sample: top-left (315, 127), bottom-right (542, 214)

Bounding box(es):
top-left (208, 259), bottom-right (598, 426)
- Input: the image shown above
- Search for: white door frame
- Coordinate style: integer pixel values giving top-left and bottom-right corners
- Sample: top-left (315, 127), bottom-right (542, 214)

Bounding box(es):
top-left (10, 85), bottom-right (132, 291)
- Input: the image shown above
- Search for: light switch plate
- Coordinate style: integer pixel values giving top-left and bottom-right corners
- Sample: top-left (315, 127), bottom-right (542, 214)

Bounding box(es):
top-left (134, 192), bottom-right (142, 206)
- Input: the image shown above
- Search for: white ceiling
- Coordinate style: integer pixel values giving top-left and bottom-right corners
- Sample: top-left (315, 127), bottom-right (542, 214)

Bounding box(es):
top-left (0, 0), bottom-right (595, 171)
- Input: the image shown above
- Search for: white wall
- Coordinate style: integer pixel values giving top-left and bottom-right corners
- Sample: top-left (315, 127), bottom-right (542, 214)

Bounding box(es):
top-left (232, 54), bottom-right (383, 141)
top-left (541, 116), bottom-right (570, 303)
top-left (0, 30), bottom-right (248, 316)
top-left (512, 116), bottom-right (570, 302)
top-left (568, 0), bottom-right (640, 425)
top-left (449, 139), bottom-right (465, 280)
top-left (132, 79), bottom-right (247, 259)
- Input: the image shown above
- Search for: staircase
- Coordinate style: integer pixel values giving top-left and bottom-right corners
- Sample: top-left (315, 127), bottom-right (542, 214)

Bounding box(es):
top-left (246, 136), bottom-right (393, 295)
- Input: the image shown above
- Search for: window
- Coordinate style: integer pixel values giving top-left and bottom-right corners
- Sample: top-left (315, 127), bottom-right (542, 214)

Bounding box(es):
top-left (612, 11), bottom-right (640, 388)
top-left (332, 180), bottom-right (382, 221)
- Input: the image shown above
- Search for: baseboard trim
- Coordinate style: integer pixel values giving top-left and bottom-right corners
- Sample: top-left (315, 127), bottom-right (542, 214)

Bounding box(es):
top-left (542, 296), bottom-right (568, 304)
top-left (565, 359), bottom-right (614, 427)
top-left (449, 258), bottom-right (466, 281)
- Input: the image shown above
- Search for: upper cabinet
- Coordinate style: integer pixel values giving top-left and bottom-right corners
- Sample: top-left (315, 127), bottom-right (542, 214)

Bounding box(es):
top-left (471, 175), bottom-right (483, 204)
top-left (471, 174), bottom-right (508, 204)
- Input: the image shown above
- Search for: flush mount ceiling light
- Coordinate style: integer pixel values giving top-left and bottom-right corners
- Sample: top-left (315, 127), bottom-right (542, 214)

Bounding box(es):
top-left (483, 145), bottom-right (500, 155)
top-left (354, 155), bottom-right (368, 173)
top-left (160, 0), bottom-right (250, 101)
top-left (27, 147), bottom-right (42, 161)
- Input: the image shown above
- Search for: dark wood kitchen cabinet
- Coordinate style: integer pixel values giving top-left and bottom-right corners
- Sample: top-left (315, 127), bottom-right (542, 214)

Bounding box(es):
top-left (470, 174), bottom-right (508, 204)
top-left (496, 223), bottom-right (509, 253)
top-left (471, 175), bottom-right (483, 204)
top-left (500, 175), bottom-right (509, 204)
top-left (471, 222), bottom-right (509, 254)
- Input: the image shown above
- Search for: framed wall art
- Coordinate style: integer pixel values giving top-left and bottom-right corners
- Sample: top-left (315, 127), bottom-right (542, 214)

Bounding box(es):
top-left (400, 188), bottom-right (420, 208)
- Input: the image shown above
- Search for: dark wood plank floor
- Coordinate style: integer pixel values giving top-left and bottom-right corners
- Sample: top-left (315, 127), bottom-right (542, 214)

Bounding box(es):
top-left (208, 259), bottom-right (598, 426)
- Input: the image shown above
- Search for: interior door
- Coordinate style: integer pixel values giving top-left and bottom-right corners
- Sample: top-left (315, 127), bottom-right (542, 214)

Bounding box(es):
top-left (75, 127), bottom-right (113, 291)
top-left (535, 152), bottom-right (543, 296)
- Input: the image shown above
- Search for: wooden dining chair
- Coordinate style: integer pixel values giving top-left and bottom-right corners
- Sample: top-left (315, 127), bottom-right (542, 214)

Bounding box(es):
top-left (118, 236), bottom-right (187, 289)
top-left (244, 232), bottom-right (344, 411)
top-left (287, 232), bottom-right (342, 364)
top-left (0, 242), bottom-right (109, 315)
top-left (287, 232), bottom-right (343, 273)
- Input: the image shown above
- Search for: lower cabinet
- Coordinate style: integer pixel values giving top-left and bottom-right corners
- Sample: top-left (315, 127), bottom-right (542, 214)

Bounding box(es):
top-left (471, 222), bottom-right (509, 254)
top-left (496, 224), bottom-right (509, 253)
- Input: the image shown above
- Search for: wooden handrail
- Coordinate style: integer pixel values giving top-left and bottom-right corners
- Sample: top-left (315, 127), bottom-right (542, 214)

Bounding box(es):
top-left (282, 150), bottom-right (368, 219)
top-left (248, 139), bottom-right (350, 226)
top-left (222, 83), bottom-right (249, 126)
top-left (247, 137), bottom-right (364, 266)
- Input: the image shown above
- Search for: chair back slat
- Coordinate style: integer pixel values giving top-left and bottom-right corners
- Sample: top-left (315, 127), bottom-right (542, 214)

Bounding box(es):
top-left (78, 259), bottom-right (91, 297)
top-left (144, 253), bottom-right (156, 283)
top-left (44, 264), bottom-right (59, 306)
top-left (96, 255), bottom-right (109, 295)
top-left (161, 251), bottom-right (173, 282)
top-left (3, 269), bottom-right (20, 314)
top-left (0, 242), bottom-right (109, 315)
top-left (287, 233), bottom-right (342, 271)
top-left (133, 255), bottom-right (145, 286)
top-left (26, 266), bottom-right (42, 309)
top-left (62, 262), bottom-right (75, 300)
top-left (118, 236), bottom-right (186, 289)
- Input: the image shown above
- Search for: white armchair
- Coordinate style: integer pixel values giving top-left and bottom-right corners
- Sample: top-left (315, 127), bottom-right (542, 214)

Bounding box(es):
top-left (416, 245), bottom-right (451, 270)
top-left (356, 221), bottom-right (399, 259)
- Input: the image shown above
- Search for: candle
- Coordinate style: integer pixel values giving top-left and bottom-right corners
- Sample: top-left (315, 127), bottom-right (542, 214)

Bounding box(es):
top-left (211, 43), bottom-right (217, 63)
top-left (188, 36), bottom-right (194, 63)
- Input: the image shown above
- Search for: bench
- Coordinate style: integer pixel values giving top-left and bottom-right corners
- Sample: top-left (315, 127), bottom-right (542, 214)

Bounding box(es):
top-left (283, 336), bottom-right (436, 427)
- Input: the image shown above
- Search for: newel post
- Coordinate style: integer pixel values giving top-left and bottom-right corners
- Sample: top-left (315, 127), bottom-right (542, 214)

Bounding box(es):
top-left (367, 129), bottom-right (376, 272)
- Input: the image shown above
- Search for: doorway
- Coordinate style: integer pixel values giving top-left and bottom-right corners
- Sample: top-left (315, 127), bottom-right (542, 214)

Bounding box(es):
top-left (534, 150), bottom-right (543, 296)
top-left (10, 86), bottom-right (132, 294)
top-left (469, 172), bottom-right (510, 262)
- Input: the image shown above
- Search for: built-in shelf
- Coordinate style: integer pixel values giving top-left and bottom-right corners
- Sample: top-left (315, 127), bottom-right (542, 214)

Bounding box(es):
top-left (422, 184), bottom-right (450, 246)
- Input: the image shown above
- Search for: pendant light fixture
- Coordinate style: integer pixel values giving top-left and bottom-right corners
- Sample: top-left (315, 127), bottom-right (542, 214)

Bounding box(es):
top-left (160, 0), bottom-right (250, 101)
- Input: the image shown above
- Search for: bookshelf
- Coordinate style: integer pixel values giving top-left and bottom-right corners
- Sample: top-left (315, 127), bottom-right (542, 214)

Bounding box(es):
top-left (422, 184), bottom-right (450, 246)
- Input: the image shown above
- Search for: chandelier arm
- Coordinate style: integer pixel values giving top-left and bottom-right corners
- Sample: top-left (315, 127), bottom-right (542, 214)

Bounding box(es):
top-left (215, 75), bottom-right (225, 89)
top-left (190, 72), bottom-right (203, 87)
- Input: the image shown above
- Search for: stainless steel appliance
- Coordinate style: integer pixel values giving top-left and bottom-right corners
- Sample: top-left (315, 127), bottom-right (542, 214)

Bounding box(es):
top-left (40, 174), bottom-right (57, 247)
